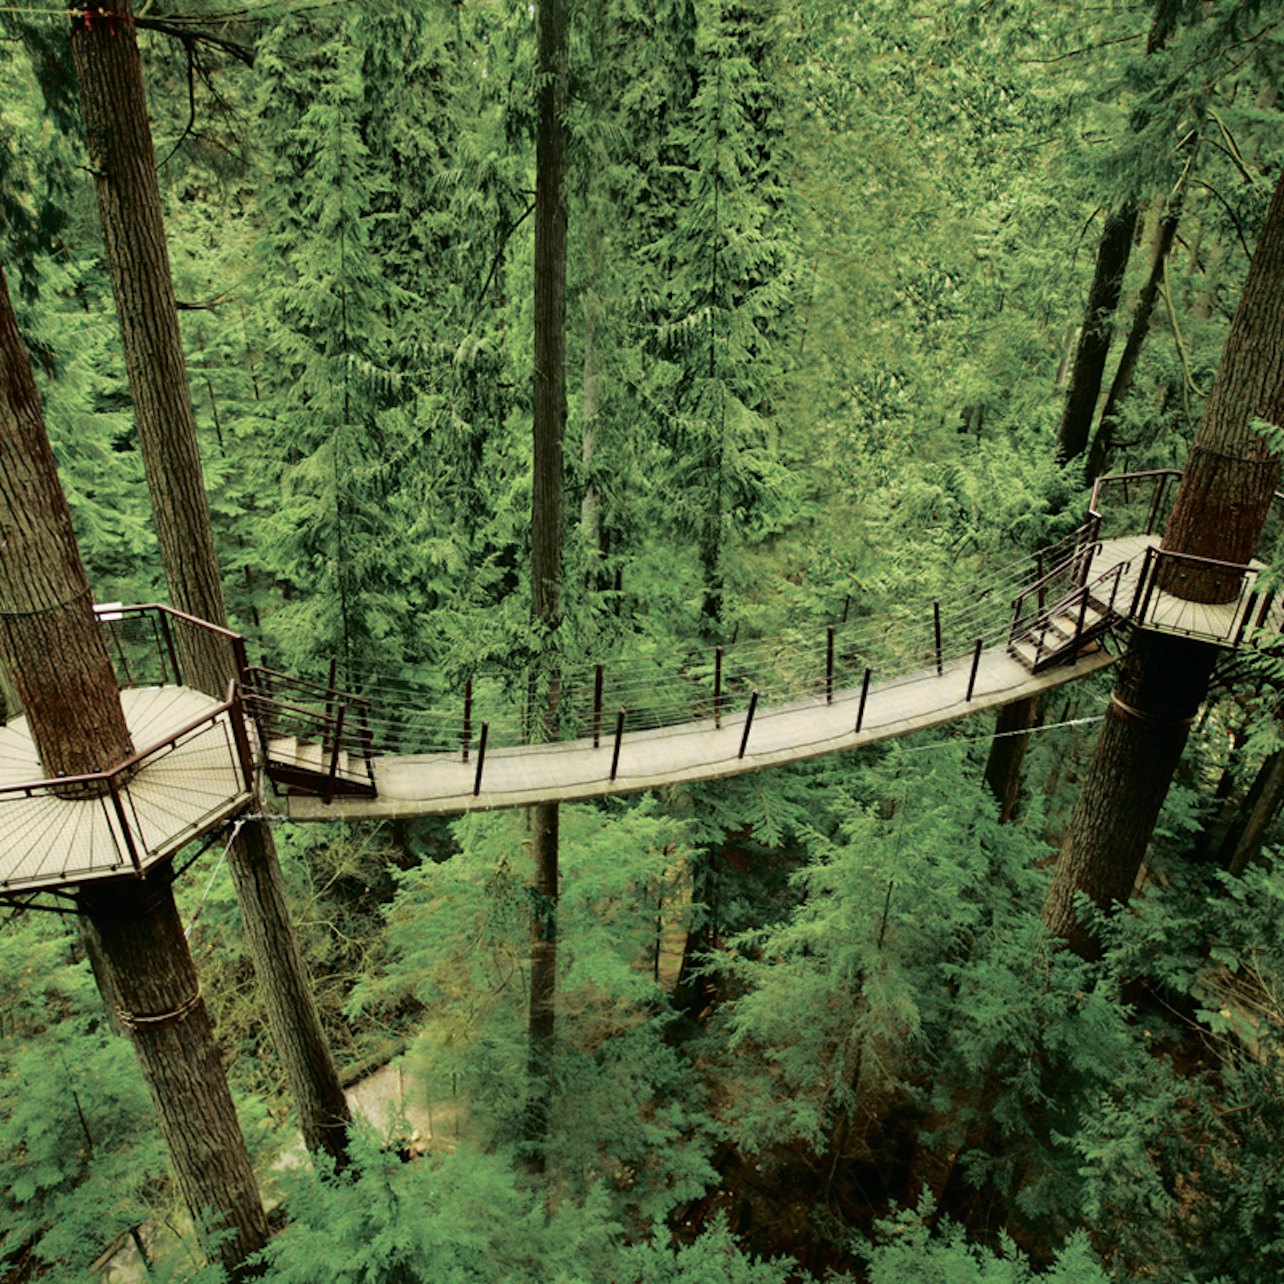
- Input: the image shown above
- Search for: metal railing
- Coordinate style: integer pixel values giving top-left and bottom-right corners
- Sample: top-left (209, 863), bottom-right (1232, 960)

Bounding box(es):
top-left (241, 666), bottom-right (376, 801)
top-left (1128, 545), bottom-right (1272, 644)
top-left (0, 680), bottom-right (253, 889)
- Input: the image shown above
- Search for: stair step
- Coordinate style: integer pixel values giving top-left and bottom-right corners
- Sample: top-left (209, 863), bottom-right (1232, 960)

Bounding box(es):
top-left (1045, 606), bottom-right (1105, 643)
top-left (1011, 639), bottom-right (1043, 672)
top-left (268, 736), bottom-right (351, 779)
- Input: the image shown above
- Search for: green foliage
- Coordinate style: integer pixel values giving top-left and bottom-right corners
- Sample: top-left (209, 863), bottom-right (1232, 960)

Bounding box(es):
top-left (0, 916), bottom-right (166, 1278)
top-left (856, 1199), bottom-right (1110, 1283)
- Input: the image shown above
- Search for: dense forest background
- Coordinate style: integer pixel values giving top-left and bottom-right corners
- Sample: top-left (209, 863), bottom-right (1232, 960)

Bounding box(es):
top-left (3, 0), bottom-right (1284, 1279)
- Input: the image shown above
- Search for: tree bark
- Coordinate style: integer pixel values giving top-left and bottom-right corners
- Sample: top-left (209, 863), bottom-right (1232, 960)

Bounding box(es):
top-left (70, 1), bottom-right (352, 1168)
top-left (0, 266), bottom-right (133, 786)
top-left (1086, 159), bottom-right (1193, 480)
top-left (983, 695), bottom-right (1039, 824)
top-left (1226, 750), bottom-right (1284, 877)
top-left (80, 873), bottom-right (269, 1277)
top-left (1056, 201), bottom-right (1139, 464)
top-left (0, 265), bottom-right (266, 1277)
top-left (524, 0), bottom-right (569, 1163)
top-left (1043, 168), bottom-right (1284, 955)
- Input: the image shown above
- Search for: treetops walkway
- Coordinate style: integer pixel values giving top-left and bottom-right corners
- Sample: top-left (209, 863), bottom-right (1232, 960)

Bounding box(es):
top-left (2, 470), bottom-right (1282, 899)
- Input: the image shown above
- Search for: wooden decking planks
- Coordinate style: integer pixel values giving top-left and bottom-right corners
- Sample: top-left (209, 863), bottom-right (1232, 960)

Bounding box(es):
top-left (0, 686), bottom-right (252, 891)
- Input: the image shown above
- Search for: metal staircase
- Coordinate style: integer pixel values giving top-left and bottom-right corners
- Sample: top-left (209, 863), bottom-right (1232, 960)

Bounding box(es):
top-left (241, 665), bottom-right (376, 802)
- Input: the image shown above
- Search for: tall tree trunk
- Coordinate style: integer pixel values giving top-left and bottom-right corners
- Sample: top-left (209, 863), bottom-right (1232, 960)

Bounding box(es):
top-left (70, 2), bottom-right (352, 1169)
top-left (581, 207), bottom-right (606, 587)
top-left (525, 0), bottom-right (569, 1163)
top-left (1226, 750), bottom-right (1284, 877)
top-left (1043, 168), bottom-right (1284, 955)
top-left (0, 265), bottom-right (267, 1277)
top-left (0, 267), bottom-right (132, 783)
top-left (1056, 201), bottom-right (1139, 464)
top-left (1055, 0), bottom-right (1178, 465)
top-left (80, 873), bottom-right (270, 1277)
top-left (1086, 154), bottom-right (1194, 479)
top-left (983, 695), bottom-right (1039, 824)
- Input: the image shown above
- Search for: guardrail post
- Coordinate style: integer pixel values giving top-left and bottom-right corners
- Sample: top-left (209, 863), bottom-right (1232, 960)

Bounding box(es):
top-left (107, 775), bottom-right (144, 874)
top-left (738, 691), bottom-right (759, 759)
top-left (856, 667), bottom-right (872, 733)
top-left (323, 658), bottom-right (338, 759)
top-left (158, 611), bottom-right (181, 686)
top-left (462, 678), bottom-right (473, 762)
top-left (593, 664), bottom-right (604, 748)
top-left (1129, 546), bottom-right (1154, 621)
top-left (714, 646), bottom-right (724, 728)
top-left (472, 722), bottom-right (489, 796)
top-left (966, 637), bottom-right (983, 702)
top-left (1234, 590), bottom-right (1259, 648)
top-left (609, 710), bottom-right (625, 781)
top-left (1035, 550), bottom-right (1045, 612)
top-left (933, 600), bottom-right (943, 676)
top-left (1136, 547), bottom-right (1160, 624)
top-left (1150, 472), bottom-right (1171, 531)
top-left (228, 683), bottom-right (256, 794)
top-left (1074, 585), bottom-right (1091, 643)
top-left (324, 703), bottom-right (346, 805)
top-left (826, 626), bottom-right (835, 704)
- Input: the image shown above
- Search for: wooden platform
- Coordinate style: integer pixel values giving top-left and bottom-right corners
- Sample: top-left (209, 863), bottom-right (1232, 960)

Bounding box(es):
top-left (0, 687), bottom-right (252, 892)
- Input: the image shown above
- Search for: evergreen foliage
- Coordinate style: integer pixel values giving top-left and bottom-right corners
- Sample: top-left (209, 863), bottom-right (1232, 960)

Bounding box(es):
top-left (4, 0), bottom-right (1284, 1278)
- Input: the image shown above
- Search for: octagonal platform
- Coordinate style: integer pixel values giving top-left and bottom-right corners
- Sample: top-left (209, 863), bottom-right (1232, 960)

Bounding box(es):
top-left (0, 686), bottom-right (253, 894)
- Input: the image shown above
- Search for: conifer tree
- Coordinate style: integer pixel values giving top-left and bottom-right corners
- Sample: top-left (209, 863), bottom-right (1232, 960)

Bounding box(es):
top-left (0, 261), bottom-right (268, 1277)
top-left (1043, 166), bottom-right (1284, 954)
top-left (69, 0), bottom-right (352, 1166)
top-left (526, 0), bottom-right (569, 1163)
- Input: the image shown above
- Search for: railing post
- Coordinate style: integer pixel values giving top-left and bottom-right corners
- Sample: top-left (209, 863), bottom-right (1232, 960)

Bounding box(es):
top-left (228, 683), bottom-right (256, 794)
top-left (1234, 589), bottom-right (1259, 648)
top-left (609, 710), bottom-right (625, 781)
top-left (1074, 585), bottom-right (1091, 644)
top-left (1257, 590), bottom-right (1275, 629)
top-left (965, 637), bottom-right (982, 702)
top-left (231, 633), bottom-right (250, 684)
top-left (856, 667), bottom-right (872, 733)
top-left (324, 703), bottom-right (346, 805)
top-left (1136, 548), bottom-right (1160, 625)
top-left (738, 691), bottom-right (759, 760)
top-left (1146, 474), bottom-right (1165, 535)
top-left (472, 721), bottom-right (489, 796)
top-left (714, 646), bottom-right (724, 729)
top-left (322, 658), bottom-right (338, 758)
top-left (1129, 546), bottom-right (1154, 621)
top-left (158, 610), bottom-right (181, 686)
top-left (826, 626), bottom-right (835, 704)
top-left (933, 600), bottom-right (943, 677)
top-left (462, 678), bottom-right (473, 763)
top-left (1035, 550), bottom-right (1045, 612)
top-left (107, 774), bottom-right (144, 874)
top-left (593, 664), bottom-right (604, 748)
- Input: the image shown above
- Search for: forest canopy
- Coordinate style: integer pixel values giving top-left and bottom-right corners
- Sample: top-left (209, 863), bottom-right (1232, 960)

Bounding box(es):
top-left (2, 0), bottom-right (1284, 1280)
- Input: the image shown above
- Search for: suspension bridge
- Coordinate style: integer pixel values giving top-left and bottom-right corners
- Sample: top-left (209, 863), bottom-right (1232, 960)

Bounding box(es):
top-left (2, 470), bottom-right (1280, 899)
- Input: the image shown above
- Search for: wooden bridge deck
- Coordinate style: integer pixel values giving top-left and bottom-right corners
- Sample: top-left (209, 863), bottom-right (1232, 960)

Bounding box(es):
top-left (286, 644), bottom-right (1119, 822)
top-left (285, 532), bottom-right (1280, 822)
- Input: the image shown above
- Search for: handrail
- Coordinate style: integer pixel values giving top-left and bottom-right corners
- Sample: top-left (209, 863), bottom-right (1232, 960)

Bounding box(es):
top-left (0, 680), bottom-right (247, 799)
top-left (94, 601), bottom-right (246, 645)
top-left (243, 664), bottom-right (373, 708)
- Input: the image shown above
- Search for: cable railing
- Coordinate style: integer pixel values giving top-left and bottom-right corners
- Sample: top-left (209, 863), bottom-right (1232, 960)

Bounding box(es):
top-left (0, 680), bottom-right (253, 890)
